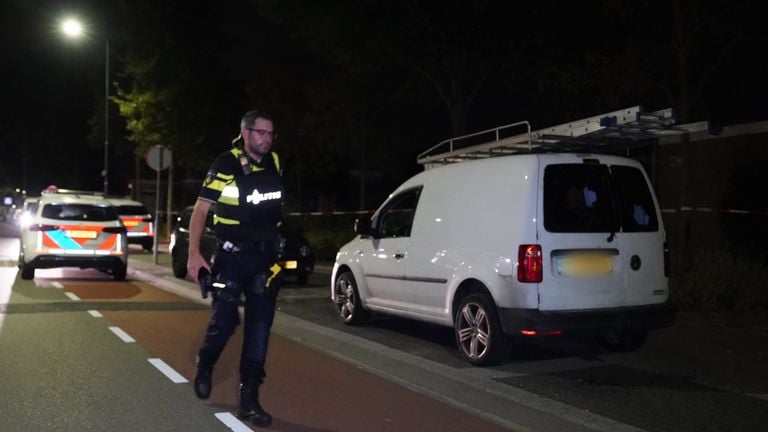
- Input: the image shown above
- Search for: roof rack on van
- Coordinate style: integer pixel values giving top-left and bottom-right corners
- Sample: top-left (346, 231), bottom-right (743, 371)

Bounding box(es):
top-left (417, 106), bottom-right (682, 169)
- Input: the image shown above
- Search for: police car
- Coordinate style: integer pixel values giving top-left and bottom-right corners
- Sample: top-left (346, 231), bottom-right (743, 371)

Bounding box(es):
top-left (107, 197), bottom-right (155, 251)
top-left (18, 188), bottom-right (128, 280)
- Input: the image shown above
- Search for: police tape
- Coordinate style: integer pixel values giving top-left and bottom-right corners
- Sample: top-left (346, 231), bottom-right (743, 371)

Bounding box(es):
top-left (288, 208), bottom-right (768, 217)
top-left (287, 210), bottom-right (374, 217)
top-left (661, 207), bottom-right (768, 216)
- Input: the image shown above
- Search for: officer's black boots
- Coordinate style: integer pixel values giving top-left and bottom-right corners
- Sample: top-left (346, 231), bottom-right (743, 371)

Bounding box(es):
top-left (194, 366), bottom-right (213, 400)
top-left (236, 381), bottom-right (272, 427)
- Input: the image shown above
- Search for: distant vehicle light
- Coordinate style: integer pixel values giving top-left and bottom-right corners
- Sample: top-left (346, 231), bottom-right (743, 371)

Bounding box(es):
top-left (19, 212), bottom-right (35, 228)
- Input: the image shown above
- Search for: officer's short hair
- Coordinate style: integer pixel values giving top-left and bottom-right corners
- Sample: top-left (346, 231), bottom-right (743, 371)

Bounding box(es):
top-left (240, 109), bottom-right (273, 130)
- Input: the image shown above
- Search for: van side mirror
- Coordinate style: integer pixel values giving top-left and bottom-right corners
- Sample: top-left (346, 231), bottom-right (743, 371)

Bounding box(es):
top-left (354, 218), bottom-right (373, 237)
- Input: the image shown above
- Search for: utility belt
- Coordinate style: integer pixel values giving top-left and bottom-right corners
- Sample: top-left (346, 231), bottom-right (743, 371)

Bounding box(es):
top-left (218, 240), bottom-right (275, 254)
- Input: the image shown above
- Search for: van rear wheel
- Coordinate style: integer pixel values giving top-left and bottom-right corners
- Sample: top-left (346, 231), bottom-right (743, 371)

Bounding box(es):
top-left (334, 271), bottom-right (368, 324)
top-left (455, 293), bottom-right (508, 366)
top-left (597, 328), bottom-right (647, 352)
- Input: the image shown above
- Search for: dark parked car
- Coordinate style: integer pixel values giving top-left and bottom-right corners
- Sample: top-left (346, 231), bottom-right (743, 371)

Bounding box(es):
top-left (169, 206), bottom-right (315, 284)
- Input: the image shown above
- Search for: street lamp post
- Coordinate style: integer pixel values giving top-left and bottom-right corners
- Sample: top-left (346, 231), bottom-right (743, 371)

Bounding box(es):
top-left (61, 18), bottom-right (110, 195)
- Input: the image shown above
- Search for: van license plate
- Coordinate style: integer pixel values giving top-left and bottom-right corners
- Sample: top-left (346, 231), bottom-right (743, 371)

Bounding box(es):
top-left (556, 255), bottom-right (613, 277)
top-left (66, 230), bottom-right (98, 239)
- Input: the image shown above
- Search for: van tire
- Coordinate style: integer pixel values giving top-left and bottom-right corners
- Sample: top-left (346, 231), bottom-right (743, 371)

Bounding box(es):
top-left (597, 328), bottom-right (647, 352)
top-left (334, 271), bottom-right (368, 324)
top-left (455, 293), bottom-right (508, 366)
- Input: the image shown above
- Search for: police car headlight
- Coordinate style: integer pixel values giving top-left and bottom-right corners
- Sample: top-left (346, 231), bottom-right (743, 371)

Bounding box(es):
top-left (299, 245), bottom-right (312, 257)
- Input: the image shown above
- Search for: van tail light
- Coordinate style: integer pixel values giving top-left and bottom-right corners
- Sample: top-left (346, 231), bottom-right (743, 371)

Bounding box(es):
top-left (663, 241), bottom-right (670, 277)
top-left (103, 227), bottom-right (127, 234)
top-left (518, 244), bottom-right (543, 283)
top-left (30, 224), bottom-right (58, 231)
top-left (520, 329), bottom-right (562, 336)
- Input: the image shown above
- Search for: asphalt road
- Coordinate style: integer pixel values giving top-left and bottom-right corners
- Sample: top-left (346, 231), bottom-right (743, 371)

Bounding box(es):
top-left (1, 221), bottom-right (767, 431)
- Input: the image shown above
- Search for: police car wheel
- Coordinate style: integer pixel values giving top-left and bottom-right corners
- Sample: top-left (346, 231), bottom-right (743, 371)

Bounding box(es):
top-left (334, 271), bottom-right (368, 325)
top-left (20, 263), bottom-right (35, 280)
top-left (113, 264), bottom-right (127, 281)
top-left (171, 250), bottom-right (188, 279)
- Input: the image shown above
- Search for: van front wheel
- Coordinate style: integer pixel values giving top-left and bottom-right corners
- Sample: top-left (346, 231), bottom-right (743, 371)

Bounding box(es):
top-left (334, 271), bottom-right (368, 325)
top-left (455, 294), bottom-right (508, 366)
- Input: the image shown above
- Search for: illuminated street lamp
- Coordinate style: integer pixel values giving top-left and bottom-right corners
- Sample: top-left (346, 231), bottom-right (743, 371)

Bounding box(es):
top-left (60, 17), bottom-right (110, 195)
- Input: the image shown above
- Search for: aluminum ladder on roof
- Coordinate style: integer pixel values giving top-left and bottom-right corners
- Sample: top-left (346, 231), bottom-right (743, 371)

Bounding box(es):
top-left (417, 106), bottom-right (677, 169)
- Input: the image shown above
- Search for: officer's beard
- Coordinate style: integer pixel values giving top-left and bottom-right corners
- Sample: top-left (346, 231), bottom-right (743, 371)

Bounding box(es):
top-left (244, 141), bottom-right (271, 163)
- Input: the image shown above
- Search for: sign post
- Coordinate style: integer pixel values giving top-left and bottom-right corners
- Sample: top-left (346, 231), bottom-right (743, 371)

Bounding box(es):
top-left (145, 145), bottom-right (172, 264)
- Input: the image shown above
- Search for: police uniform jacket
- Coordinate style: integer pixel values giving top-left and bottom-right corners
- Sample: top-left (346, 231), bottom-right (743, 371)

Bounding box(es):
top-left (198, 145), bottom-right (283, 244)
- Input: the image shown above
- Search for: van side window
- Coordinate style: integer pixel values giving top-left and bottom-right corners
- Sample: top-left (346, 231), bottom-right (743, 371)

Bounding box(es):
top-left (544, 165), bottom-right (619, 233)
top-left (611, 166), bottom-right (659, 232)
top-left (376, 188), bottom-right (422, 238)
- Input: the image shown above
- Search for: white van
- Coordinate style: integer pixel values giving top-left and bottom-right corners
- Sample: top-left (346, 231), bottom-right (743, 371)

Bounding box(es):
top-left (331, 127), bottom-right (676, 366)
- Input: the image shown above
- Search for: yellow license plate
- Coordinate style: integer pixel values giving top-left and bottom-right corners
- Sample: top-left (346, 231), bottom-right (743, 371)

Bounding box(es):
top-left (66, 230), bottom-right (98, 239)
top-left (123, 220), bottom-right (140, 227)
top-left (556, 255), bottom-right (613, 276)
top-left (282, 260), bottom-right (298, 270)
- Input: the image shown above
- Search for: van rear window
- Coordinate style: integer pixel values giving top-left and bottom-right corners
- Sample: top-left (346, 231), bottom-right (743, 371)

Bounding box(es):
top-left (611, 166), bottom-right (659, 232)
top-left (544, 164), bottom-right (658, 233)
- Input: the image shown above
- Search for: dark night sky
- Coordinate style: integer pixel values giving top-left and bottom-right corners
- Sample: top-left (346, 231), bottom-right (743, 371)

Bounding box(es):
top-left (1, 0), bottom-right (114, 193)
top-left (2, 0), bottom-right (767, 207)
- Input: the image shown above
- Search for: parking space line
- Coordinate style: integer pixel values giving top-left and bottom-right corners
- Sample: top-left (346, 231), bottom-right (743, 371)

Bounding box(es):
top-left (147, 358), bottom-right (188, 384)
top-left (65, 292), bottom-right (81, 301)
top-left (88, 310), bottom-right (103, 318)
top-left (214, 412), bottom-right (252, 431)
top-left (108, 326), bottom-right (135, 343)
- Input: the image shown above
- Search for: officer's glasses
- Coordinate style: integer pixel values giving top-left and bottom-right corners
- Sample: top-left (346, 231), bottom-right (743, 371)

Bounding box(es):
top-left (245, 128), bottom-right (277, 139)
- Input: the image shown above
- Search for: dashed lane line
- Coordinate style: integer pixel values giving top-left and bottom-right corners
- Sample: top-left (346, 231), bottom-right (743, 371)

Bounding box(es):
top-left (147, 358), bottom-right (188, 384)
top-left (88, 310), bottom-right (103, 317)
top-left (64, 292), bottom-right (81, 301)
top-left (214, 412), bottom-right (253, 432)
top-left (109, 326), bottom-right (136, 343)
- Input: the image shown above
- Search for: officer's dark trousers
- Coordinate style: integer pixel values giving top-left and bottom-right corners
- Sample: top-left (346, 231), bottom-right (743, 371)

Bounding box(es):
top-left (197, 250), bottom-right (277, 385)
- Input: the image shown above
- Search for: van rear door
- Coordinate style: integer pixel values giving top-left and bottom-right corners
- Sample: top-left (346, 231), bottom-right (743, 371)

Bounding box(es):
top-left (610, 165), bottom-right (668, 306)
top-left (537, 157), bottom-right (666, 311)
top-left (537, 159), bottom-right (625, 310)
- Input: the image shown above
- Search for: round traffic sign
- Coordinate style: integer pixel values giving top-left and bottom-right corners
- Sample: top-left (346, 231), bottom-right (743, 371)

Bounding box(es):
top-left (146, 145), bottom-right (172, 171)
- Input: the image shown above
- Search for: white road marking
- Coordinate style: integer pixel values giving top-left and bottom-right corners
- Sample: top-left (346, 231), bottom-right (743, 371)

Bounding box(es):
top-left (108, 326), bottom-right (135, 343)
top-left (52, 282), bottom-right (63, 289)
top-left (147, 358), bottom-right (188, 383)
top-left (88, 310), bottom-right (103, 317)
top-left (65, 292), bottom-right (81, 301)
top-left (214, 412), bottom-right (253, 431)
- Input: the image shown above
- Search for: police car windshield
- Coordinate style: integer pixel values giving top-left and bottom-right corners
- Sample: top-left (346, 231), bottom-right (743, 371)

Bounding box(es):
top-left (42, 204), bottom-right (119, 221)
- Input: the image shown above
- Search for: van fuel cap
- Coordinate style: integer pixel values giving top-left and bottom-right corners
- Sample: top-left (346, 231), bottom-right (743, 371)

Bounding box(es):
top-left (630, 255), bottom-right (642, 271)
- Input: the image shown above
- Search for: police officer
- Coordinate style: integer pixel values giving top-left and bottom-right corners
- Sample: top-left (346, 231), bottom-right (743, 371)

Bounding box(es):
top-left (187, 109), bottom-right (283, 427)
